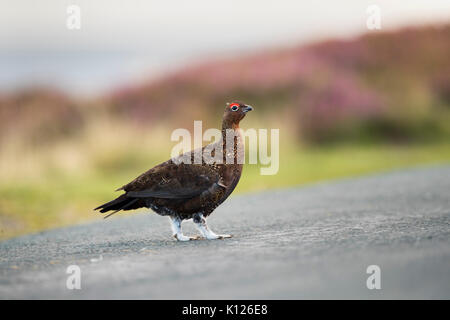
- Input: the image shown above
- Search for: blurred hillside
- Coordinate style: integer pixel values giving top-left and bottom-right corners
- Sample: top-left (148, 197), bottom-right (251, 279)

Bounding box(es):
top-left (1, 25), bottom-right (450, 146)
top-left (1, 25), bottom-right (450, 239)
top-left (110, 25), bottom-right (450, 144)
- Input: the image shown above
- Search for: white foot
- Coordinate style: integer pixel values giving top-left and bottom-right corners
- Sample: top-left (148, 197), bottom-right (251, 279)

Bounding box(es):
top-left (169, 217), bottom-right (202, 241)
top-left (193, 214), bottom-right (232, 240)
top-left (205, 233), bottom-right (232, 240)
top-left (173, 234), bottom-right (202, 241)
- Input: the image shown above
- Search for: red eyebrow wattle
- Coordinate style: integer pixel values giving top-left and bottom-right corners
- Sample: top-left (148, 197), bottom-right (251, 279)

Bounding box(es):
top-left (229, 103), bottom-right (239, 108)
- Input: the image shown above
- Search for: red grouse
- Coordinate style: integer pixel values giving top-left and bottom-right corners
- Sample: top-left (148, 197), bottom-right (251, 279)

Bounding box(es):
top-left (95, 101), bottom-right (253, 241)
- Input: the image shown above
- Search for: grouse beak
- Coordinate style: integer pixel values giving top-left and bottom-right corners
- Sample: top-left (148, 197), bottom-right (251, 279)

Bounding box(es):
top-left (242, 105), bottom-right (253, 113)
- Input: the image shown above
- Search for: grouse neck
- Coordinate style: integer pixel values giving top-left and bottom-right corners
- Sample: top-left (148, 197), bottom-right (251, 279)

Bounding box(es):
top-left (221, 121), bottom-right (242, 159)
top-left (221, 120), bottom-right (240, 136)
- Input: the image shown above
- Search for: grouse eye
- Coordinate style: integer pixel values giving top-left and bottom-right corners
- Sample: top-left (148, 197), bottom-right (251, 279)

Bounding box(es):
top-left (230, 103), bottom-right (239, 111)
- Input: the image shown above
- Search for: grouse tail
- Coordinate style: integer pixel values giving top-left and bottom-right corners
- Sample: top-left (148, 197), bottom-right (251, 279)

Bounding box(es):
top-left (94, 194), bottom-right (140, 219)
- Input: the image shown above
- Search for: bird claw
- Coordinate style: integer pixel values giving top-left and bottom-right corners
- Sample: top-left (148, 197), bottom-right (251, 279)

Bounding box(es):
top-left (173, 234), bottom-right (202, 241)
top-left (217, 234), bottom-right (232, 239)
top-left (173, 233), bottom-right (231, 241)
top-left (205, 234), bottom-right (232, 240)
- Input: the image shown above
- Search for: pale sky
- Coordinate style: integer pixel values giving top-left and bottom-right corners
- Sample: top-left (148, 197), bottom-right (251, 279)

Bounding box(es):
top-left (1, 0), bottom-right (449, 95)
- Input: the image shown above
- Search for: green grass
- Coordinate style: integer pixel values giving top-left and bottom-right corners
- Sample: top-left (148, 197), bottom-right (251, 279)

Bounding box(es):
top-left (238, 142), bottom-right (450, 192)
top-left (1, 142), bottom-right (450, 240)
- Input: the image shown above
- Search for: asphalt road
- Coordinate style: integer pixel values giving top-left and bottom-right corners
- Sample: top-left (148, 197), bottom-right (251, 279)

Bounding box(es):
top-left (1, 165), bottom-right (449, 299)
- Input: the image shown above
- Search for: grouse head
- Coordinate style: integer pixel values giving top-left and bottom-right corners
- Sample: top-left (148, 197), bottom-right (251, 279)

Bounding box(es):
top-left (222, 101), bottom-right (253, 128)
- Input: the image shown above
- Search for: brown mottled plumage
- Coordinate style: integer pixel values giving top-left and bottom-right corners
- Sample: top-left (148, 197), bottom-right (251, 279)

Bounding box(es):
top-left (95, 101), bottom-right (253, 241)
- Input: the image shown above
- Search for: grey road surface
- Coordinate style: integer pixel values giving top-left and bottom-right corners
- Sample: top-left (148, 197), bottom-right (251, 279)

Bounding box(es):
top-left (1, 166), bottom-right (449, 299)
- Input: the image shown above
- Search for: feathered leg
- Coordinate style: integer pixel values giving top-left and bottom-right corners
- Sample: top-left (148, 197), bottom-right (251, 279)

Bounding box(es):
top-left (193, 213), bottom-right (232, 240)
top-left (169, 216), bottom-right (201, 241)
